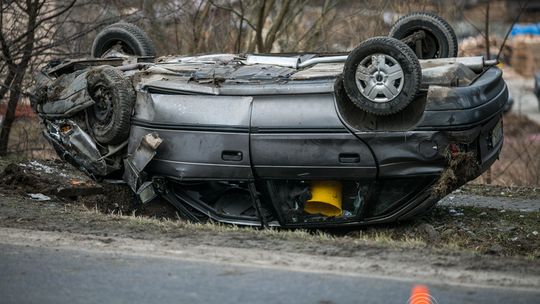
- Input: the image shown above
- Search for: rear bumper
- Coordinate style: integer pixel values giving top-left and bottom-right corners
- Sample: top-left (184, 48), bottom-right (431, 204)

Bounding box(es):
top-left (367, 114), bottom-right (504, 225)
top-left (418, 67), bottom-right (507, 130)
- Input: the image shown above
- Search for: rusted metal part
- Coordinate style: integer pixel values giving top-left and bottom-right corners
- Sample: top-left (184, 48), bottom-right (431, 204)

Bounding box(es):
top-left (401, 30), bottom-right (427, 45)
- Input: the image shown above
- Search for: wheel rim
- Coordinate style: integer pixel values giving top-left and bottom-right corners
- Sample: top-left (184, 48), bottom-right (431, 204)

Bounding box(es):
top-left (92, 85), bottom-right (113, 124)
top-left (355, 54), bottom-right (404, 103)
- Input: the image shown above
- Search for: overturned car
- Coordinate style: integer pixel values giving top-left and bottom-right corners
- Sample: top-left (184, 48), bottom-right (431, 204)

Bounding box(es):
top-left (32, 13), bottom-right (507, 227)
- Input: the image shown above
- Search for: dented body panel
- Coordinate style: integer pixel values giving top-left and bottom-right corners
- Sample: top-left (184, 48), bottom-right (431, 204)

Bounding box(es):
top-left (33, 53), bottom-right (507, 228)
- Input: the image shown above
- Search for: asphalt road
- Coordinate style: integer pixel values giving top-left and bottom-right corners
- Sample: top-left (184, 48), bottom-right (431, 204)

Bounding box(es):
top-left (1, 243), bottom-right (538, 304)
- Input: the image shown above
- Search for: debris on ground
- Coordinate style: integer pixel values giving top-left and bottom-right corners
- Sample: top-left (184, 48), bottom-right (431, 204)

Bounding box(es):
top-left (0, 160), bottom-right (177, 218)
top-left (28, 193), bottom-right (51, 201)
top-left (0, 160), bottom-right (101, 197)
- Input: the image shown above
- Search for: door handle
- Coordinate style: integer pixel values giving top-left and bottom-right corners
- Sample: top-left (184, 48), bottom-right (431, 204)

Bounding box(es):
top-left (222, 150), bottom-right (243, 161)
top-left (339, 153), bottom-right (360, 163)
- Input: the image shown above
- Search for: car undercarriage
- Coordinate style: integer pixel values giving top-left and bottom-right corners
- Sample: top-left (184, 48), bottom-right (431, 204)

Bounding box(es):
top-left (31, 12), bottom-right (507, 228)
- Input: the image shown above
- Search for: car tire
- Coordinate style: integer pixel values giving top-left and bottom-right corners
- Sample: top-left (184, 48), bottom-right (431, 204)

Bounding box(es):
top-left (343, 36), bottom-right (421, 116)
top-left (86, 66), bottom-right (135, 144)
top-left (91, 22), bottom-right (156, 58)
top-left (389, 12), bottom-right (458, 59)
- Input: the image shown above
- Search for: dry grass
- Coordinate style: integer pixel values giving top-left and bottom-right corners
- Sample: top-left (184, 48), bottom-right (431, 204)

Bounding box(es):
top-left (433, 151), bottom-right (479, 197)
top-left (80, 203), bottom-right (338, 242)
top-left (79, 199), bottom-right (540, 258)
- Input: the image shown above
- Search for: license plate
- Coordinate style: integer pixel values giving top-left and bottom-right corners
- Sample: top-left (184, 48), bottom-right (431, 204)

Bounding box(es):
top-left (491, 120), bottom-right (503, 147)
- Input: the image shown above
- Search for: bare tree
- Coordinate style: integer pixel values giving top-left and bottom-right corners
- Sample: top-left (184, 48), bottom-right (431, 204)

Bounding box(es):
top-left (0, 0), bottom-right (144, 156)
top-left (0, 0), bottom-right (78, 156)
top-left (209, 0), bottom-right (334, 53)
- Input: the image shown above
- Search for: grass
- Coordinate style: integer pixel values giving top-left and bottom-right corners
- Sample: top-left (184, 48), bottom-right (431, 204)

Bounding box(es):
top-left (459, 183), bottom-right (540, 199)
top-left (77, 201), bottom-right (539, 258)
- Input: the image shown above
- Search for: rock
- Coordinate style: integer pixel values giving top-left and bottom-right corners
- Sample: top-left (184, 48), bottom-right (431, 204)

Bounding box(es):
top-left (485, 244), bottom-right (503, 255)
top-left (417, 223), bottom-right (440, 242)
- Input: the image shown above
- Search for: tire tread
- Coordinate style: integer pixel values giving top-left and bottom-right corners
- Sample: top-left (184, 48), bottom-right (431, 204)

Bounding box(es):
top-left (389, 12), bottom-right (458, 58)
top-left (86, 67), bottom-right (135, 144)
top-left (91, 22), bottom-right (156, 58)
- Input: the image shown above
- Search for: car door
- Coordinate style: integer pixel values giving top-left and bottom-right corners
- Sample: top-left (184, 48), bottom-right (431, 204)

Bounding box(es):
top-left (250, 93), bottom-right (377, 180)
top-left (130, 93), bottom-right (253, 180)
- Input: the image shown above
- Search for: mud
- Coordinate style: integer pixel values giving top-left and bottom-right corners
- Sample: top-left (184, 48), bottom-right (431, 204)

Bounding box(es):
top-left (0, 159), bottom-right (96, 196)
top-left (0, 160), bottom-right (177, 218)
top-left (432, 151), bottom-right (479, 197)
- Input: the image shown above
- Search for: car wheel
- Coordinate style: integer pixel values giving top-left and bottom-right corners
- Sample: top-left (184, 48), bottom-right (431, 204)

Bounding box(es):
top-left (86, 66), bottom-right (135, 144)
top-left (343, 37), bottom-right (421, 116)
top-left (389, 12), bottom-right (458, 59)
top-left (91, 22), bottom-right (156, 58)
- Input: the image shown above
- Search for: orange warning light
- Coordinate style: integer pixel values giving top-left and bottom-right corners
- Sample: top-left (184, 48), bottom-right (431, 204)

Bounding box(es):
top-left (409, 284), bottom-right (435, 304)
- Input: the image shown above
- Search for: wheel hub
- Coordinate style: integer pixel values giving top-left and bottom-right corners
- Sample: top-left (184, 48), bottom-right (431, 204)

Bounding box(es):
top-left (92, 86), bottom-right (113, 123)
top-left (355, 54), bottom-right (404, 103)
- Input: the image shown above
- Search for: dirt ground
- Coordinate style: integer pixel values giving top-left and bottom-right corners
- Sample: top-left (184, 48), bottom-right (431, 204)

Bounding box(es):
top-left (0, 160), bottom-right (540, 261)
